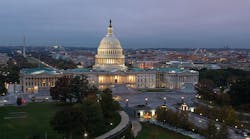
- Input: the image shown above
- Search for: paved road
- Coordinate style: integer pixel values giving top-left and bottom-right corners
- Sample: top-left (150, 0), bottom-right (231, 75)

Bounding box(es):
top-left (188, 113), bottom-right (244, 139)
top-left (114, 86), bottom-right (245, 139)
top-left (95, 111), bottom-right (130, 139)
top-left (116, 92), bottom-right (195, 111)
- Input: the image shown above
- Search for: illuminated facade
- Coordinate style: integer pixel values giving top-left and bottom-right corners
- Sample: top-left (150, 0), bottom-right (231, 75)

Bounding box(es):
top-left (19, 68), bottom-right (64, 93)
top-left (20, 20), bottom-right (199, 93)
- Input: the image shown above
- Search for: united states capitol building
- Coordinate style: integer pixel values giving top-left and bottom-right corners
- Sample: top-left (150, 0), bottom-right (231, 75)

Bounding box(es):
top-left (20, 21), bottom-right (199, 93)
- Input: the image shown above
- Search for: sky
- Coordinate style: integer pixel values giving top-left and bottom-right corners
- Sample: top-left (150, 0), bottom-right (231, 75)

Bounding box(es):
top-left (0, 0), bottom-right (250, 48)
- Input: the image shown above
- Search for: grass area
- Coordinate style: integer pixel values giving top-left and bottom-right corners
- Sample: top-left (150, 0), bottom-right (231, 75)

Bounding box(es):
top-left (136, 122), bottom-right (192, 139)
top-left (0, 102), bottom-right (67, 139)
top-left (0, 102), bottom-right (121, 139)
top-left (138, 88), bottom-right (171, 92)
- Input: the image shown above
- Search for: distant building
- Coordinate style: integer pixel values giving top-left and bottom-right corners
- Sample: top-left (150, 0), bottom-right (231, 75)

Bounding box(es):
top-left (166, 61), bottom-right (194, 69)
top-left (133, 61), bottom-right (159, 69)
top-left (19, 21), bottom-right (199, 93)
top-left (0, 53), bottom-right (9, 65)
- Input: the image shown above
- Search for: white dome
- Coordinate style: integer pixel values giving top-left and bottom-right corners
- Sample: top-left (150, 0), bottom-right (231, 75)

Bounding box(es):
top-left (98, 35), bottom-right (122, 49)
top-left (93, 20), bottom-right (127, 71)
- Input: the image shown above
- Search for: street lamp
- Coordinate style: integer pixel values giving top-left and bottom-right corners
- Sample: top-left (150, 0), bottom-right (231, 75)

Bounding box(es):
top-left (84, 132), bottom-right (88, 138)
top-left (163, 97), bottom-right (166, 105)
top-left (181, 96), bottom-right (184, 103)
top-left (125, 98), bottom-right (128, 107)
top-left (145, 97), bottom-right (148, 106)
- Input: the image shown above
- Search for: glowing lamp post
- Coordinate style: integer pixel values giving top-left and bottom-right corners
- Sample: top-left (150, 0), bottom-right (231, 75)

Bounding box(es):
top-left (163, 97), bottom-right (166, 105)
top-left (125, 98), bottom-right (129, 107)
top-left (84, 132), bottom-right (88, 138)
top-left (181, 96), bottom-right (184, 103)
top-left (145, 97), bottom-right (148, 106)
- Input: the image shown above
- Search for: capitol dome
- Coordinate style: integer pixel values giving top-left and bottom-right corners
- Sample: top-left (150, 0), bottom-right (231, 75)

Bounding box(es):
top-left (98, 33), bottom-right (122, 49)
top-left (93, 20), bottom-right (127, 71)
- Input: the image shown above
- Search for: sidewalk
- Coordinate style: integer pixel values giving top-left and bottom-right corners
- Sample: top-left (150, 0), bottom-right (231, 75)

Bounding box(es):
top-left (131, 120), bottom-right (142, 137)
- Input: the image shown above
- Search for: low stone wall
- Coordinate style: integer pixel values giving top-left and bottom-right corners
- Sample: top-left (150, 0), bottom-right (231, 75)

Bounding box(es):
top-left (95, 111), bottom-right (130, 139)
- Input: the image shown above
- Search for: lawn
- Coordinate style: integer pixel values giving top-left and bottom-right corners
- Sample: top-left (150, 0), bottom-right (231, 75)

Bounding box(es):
top-left (0, 102), bottom-right (121, 139)
top-left (136, 122), bottom-right (192, 139)
top-left (0, 102), bottom-right (71, 139)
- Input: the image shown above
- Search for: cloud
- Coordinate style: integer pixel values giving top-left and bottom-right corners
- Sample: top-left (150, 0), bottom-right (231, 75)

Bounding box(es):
top-left (0, 0), bottom-right (249, 48)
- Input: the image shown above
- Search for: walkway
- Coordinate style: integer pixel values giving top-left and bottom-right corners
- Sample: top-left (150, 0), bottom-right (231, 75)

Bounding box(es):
top-left (131, 120), bottom-right (142, 137)
top-left (95, 111), bottom-right (130, 139)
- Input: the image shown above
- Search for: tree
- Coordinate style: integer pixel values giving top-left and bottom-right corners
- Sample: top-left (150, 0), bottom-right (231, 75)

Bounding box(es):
top-left (177, 111), bottom-right (190, 129)
top-left (228, 77), bottom-right (250, 107)
top-left (16, 97), bottom-right (22, 105)
top-left (80, 96), bottom-right (105, 136)
top-left (216, 124), bottom-right (228, 139)
top-left (205, 121), bottom-right (218, 139)
top-left (223, 106), bottom-right (239, 126)
top-left (205, 121), bottom-right (228, 139)
top-left (50, 75), bottom-right (97, 103)
top-left (50, 107), bottom-right (86, 139)
top-left (195, 79), bottom-right (215, 101)
top-left (156, 107), bottom-right (195, 131)
top-left (198, 69), bottom-right (250, 110)
top-left (155, 107), bottom-right (167, 122)
top-left (71, 75), bottom-right (98, 102)
top-left (0, 81), bottom-right (7, 95)
top-left (50, 76), bottom-right (72, 103)
top-left (216, 93), bottom-right (231, 106)
top-left (100, 88), bottom-right (120, 122)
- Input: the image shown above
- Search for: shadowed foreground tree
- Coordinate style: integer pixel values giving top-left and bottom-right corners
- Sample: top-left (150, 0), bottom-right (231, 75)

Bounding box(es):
top-left (228, 77), bottom-right (250, 108)
top-left (100, 88), bottom-right (120, 123)
top-left (81, 96), bottom-right (105, 136)
top-left (50, 82), bottom-right (122, 138)
top-left (0, 81), bottom-right (7, 95)
top-left (50, 107), bottom-right (86, 139)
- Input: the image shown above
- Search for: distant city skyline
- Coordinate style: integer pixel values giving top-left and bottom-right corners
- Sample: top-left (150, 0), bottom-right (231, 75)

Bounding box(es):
top-left (0, 0), bottom-right (250, 48)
